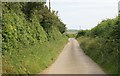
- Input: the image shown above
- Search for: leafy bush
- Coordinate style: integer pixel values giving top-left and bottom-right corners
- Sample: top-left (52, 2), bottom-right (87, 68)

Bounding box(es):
top-left (75, 30), bottom-right (88, 38)
top-left (78, 37), bottom-right (118, 74)
top-left (76, 16), bottom-right (119, 74)
top-left (2, 2), bottom-right (67, 74)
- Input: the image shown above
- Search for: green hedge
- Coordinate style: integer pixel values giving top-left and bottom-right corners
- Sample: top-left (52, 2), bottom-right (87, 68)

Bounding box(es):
top-left (76, 16), bottom-right (119, 74)
top-left (2, 2), bottom-right (67, 74)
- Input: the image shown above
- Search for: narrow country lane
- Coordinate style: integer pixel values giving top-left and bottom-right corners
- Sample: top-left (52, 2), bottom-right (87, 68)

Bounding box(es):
top-left (41, 38), bottom-right (105, 74)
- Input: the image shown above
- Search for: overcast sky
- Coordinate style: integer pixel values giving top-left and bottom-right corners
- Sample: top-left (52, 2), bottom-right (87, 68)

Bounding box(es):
top-left (47, 0), bottom-right (119, 30)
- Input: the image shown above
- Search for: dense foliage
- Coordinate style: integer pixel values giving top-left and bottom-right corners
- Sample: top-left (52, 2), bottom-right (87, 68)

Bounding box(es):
top-left (76, 30), bottom-right (88, 38)
top-left (2, 2), bottom-right (67, 74)
top-left (77, 16), bottom-right (119, 74)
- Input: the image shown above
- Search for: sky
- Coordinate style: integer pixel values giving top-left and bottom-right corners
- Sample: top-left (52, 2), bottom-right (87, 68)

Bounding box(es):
top-left (47, 0), bottom-right (119, 30)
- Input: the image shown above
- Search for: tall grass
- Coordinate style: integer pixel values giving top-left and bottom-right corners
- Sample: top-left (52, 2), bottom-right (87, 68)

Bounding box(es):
top-left (3, 37), bottom-right (67, 74)
top-left (77, 37), bottom-right (118, 74)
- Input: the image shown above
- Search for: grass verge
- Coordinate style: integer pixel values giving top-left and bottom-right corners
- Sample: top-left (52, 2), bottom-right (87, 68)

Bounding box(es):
top-left (3, 37), bottom-right (68, 74)
top-left (77, 36), bottom-right (118, 74)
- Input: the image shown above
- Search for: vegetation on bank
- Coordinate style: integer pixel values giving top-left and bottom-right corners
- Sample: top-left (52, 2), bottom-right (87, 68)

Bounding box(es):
top-left (2, 2), bottom-right (67, 74)
top-left (76, 16), bottom-right (119, 74)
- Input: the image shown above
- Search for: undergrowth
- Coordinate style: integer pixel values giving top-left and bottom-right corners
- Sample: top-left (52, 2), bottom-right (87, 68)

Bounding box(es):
top-left (77, 37), bottom-right (118, 74)
top-left (2, 2), bottom-right (68, 74)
